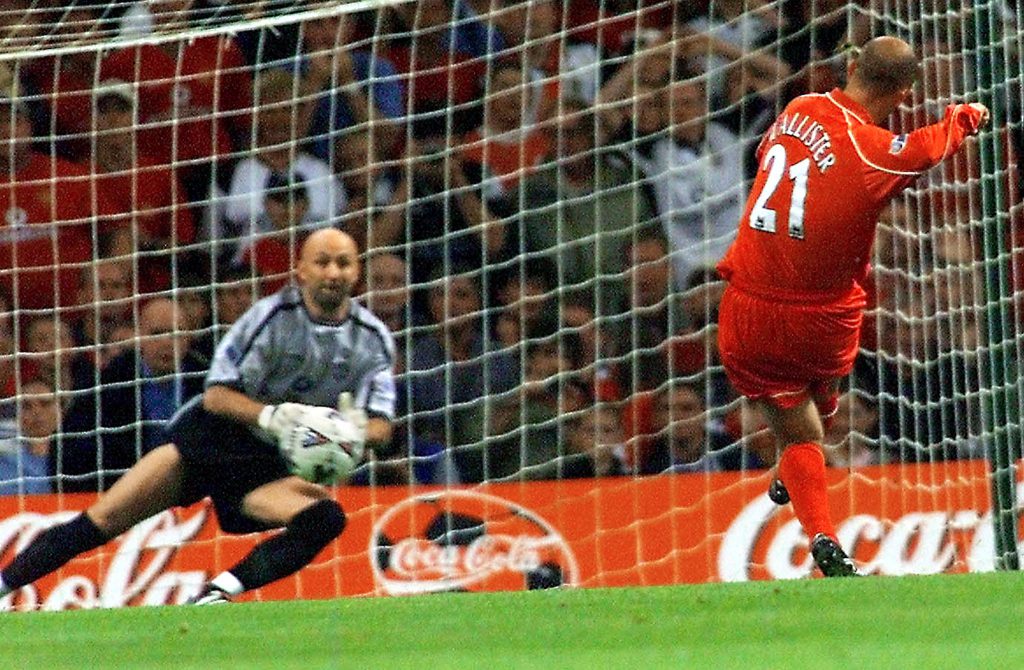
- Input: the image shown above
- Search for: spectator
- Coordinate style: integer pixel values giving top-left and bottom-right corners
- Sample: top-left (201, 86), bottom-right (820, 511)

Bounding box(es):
top-left (358, 252), bottom-right (458, 486)
top-left (485, 0), bottom-right (600, 119)
top-left (617, 234), bottom-right (688, 459)
top-left (640, 381), bottom-right (755, 475)
top-left (597, 31), bottom-right (674, 143)
top-left (333, 127), bottom-right (396, 241)
top-left (101, 1), bottom-right (252, 192)
top-left (506, 314), bottom-right (596, 480)
top-left (57, 297), bottom-right (206, 492)
top-left (365, 252), bottom-right (413, 337)
top-left (683, 2), bottom-right (790, 108)
top-left (71, 259), bottom-right (134, 369)
top-left (515, 100), bottom-right (659, 319)
top-left (220, 70), bottom-right (342, 252)
top-left (461, 62), bottom-right (552, 204)
top-left (0, 379), bottom-right (59, 495)
top-left (22, 315), bottom-right (93, 394)
top-left (777, 0), bottom-right (867, 95)
top-left (459, 375), bottom-right (589, 483)
top-left (93, 79), bottom-right (195, 294)
top-left (564, 0), bottom-right (674, 56)
top-left (447, 0), bottom-right (505, 58)
top-left (96, 324), bottom-right (136, 372)
top-left (235, 173), bottom-right (311, 294)
top-left (385, 0), bottom-right (487, 133)
top-left (22, 3), bottom-right (105, 162)
top-left (606, 81), bottom-right (669, 155)
top-left (175, 272), bottom-right (213, 336)
top-left (620, 234), bottom-right (678, 395)
top-left (824, 391), bottom-right (880, 468)
top-left (555, 405), bottom-right (628, 479)
top-left (637, 74), bottom-right (745, 287)
top-left (408, 268), bottom-right (518, 455)
top-left (0, 89), bottom-right (114, 311)
top-left (492, 258), bottom-right (556, 348)
top-left (211, 269), bottom-right (256, 331)
top-left (298, 12), bottom-right (406, 161)
top-left (0, 293), bottom-right (14, 403)
top-left (369, 129), bottom-right (503, 293)
top-left (188, 267), bottom-right (256, 364)
top-left (118, 0), bottom-right (196, 38)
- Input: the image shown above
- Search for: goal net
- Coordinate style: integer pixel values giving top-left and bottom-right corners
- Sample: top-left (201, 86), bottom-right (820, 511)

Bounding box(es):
top-left (0, 0), bottom-right (1020, 608)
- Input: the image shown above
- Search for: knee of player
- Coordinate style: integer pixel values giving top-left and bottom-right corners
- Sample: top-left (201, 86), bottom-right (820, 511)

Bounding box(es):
top-left (299, 498), bottom-right (347, 538)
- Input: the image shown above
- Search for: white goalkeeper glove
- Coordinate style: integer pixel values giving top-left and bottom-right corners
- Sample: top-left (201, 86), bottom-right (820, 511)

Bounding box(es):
top-left (257, 402), bottom-right (314, 441)
top-left (336, 392), bottom-right (367, 445)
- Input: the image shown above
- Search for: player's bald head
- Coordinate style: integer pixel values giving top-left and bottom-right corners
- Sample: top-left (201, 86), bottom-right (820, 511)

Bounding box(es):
top-left (850, 36), bottom-right (919, 96)
top-left (299, 228), bottom-right (358, 264)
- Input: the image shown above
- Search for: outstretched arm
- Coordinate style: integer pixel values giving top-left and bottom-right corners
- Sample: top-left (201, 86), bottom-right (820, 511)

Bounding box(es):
top-left (852, 102), bottom-right (989, 201)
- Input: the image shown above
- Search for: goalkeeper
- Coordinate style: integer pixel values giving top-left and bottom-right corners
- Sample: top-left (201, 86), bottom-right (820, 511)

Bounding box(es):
top-left (716, 36), bottom-right (988, 577)
top-left (0, 229), bottom-right (396, 605)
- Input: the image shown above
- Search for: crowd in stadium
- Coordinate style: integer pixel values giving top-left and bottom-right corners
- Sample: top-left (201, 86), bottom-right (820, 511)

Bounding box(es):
top-left (0, 0), bottom-right (1019, 493)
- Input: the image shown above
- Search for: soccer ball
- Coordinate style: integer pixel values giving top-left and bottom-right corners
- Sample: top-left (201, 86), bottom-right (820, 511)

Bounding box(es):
top-left (278, 407), bottom-right (364, 485)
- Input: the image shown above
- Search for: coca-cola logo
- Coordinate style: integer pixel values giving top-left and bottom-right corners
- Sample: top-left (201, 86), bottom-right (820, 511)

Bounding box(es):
top-left (716, 483), bottom-right (1019, 581)
top-left (0, 507), bottom-right (209, 611)
top-left (370, 491), bottom-right (579, 595)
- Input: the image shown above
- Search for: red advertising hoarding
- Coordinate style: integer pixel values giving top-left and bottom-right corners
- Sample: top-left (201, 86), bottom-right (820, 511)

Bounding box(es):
top-left (0, 460), bottom-right (1012, 610)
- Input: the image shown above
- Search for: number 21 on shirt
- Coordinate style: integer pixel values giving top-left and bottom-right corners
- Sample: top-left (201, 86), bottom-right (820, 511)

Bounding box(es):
top-left (748, 144), bottom-right (809, 240)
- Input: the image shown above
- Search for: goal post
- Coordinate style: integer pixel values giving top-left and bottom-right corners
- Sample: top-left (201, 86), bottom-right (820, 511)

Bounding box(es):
top-left (971, 0), bottom-right (1019, 571)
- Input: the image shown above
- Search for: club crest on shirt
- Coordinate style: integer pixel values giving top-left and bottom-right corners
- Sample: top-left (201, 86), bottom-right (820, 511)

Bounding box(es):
top-left (889, 134), bottom-right (908, 154)
top-left (5, 207), bottom-right (26, 228)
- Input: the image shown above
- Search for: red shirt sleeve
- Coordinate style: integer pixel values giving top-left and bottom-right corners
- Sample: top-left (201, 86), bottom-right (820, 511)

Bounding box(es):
top-left (851, 103), bottom-right (986, 203)
top-left (171, 169), bottom-right (196, 245)
top-left (216, 37), bottom-right (253, 146)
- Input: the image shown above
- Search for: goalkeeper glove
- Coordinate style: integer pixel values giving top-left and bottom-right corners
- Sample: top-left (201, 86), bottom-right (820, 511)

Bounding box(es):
top-left (257, 403), bottom-right (312, 441)
top-left (336, 392), bottom-right (367, 442)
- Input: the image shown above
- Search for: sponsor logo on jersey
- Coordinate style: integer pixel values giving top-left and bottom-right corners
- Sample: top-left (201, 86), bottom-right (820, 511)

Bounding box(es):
top-left (889, 134), bottom-right (908, 154)
top-left (370, 490), bottom-right (580, 595)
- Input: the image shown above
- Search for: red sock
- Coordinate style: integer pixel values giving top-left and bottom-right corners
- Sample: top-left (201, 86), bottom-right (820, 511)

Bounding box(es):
top-left (778, 442), bottom-right (836, 540)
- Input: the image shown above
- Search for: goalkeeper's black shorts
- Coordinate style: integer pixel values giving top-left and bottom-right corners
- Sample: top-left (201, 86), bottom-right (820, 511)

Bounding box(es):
top-left (166, 396), bottom-right (291, 534)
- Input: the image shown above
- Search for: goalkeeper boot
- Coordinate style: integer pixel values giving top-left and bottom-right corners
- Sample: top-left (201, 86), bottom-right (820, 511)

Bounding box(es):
top-left (768, 477), bottom-right (790, 505)
top-left (810, 533), bottom-right (858, 577)
top-left (186, 584), bottom-right (232, 605)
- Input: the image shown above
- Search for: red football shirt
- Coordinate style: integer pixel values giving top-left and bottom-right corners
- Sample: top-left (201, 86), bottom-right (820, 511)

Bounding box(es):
top-left (718, 88), bottom-right (985, 307)
top-left (101, 36), bottom-right (251, 166)
top-left (0, 154), bottom-right (115, 309)
top-left (461, 127), bottom-right (551, 192)
top-left (96, 156), bottom-right (195, 245)
top-left (240, 233), bottom-right (304, 296)
top-left (386, 44), bottom-right (486, 111)
top-left (26, 56), bottom-right (99, 162)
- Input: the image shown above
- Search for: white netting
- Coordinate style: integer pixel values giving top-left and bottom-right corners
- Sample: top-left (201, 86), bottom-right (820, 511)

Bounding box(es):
top-left (0, 0), bottom-right (1020, 605)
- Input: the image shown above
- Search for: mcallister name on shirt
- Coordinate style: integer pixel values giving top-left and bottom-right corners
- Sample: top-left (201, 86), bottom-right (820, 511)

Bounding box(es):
top-left (768, 112), bottom-right (837, 173)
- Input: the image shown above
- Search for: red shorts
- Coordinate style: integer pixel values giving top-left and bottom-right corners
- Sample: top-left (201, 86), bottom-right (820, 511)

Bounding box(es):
top-left (717, 285), bottom-right (861, 416)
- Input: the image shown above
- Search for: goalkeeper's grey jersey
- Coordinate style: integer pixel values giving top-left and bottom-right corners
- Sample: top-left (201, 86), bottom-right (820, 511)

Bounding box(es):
top-left (206, 286), bottom-right (396, 419)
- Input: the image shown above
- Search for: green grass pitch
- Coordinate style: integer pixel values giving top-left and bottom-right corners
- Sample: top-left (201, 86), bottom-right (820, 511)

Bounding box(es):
top-left (4, 572), bottom-right (1023, 669)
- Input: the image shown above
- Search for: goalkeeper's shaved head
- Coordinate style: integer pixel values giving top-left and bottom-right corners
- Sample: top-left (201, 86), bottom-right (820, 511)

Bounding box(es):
top-left (300, 228), bottom-right (358, 264)
top-left (297, 228), bottom-right (361, 320)
top-left (850, 36), bottom-right (919, 96)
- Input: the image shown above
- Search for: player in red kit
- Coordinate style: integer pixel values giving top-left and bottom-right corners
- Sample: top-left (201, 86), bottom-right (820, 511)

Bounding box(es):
top-left (716, 37), bottom-right (989, 576)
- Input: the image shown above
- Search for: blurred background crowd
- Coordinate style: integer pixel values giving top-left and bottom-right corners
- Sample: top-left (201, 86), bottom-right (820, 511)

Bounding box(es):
top-left (0, 0), bottom-right (1020, 494)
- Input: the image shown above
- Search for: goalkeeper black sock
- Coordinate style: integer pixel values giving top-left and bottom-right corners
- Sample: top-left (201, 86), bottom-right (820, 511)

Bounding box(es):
top-left (227, 499), bottom-right (347, 592)
top-left (1, 513), bottom-right (108, 590)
